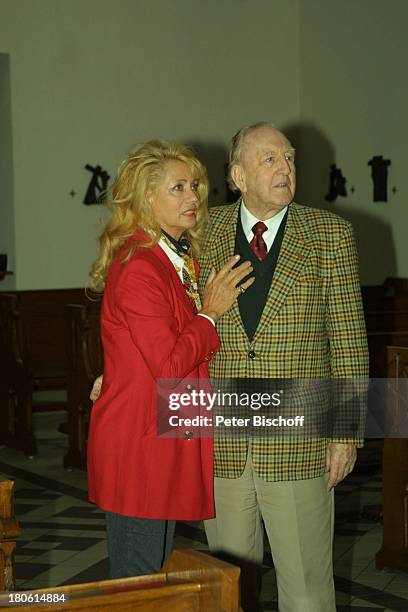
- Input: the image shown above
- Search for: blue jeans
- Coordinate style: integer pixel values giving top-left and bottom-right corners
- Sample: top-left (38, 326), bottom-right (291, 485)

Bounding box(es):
top-left (105, 512), bottom-right (176, 578)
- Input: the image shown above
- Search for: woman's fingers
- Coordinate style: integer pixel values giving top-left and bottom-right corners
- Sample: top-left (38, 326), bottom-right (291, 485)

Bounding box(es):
top-left (217, 255), bottom-right (241, 275)
top-left (238, 276), bottom-right (256, 292)
top-left (207, 258), bottom-right (254, 297)
top-left (228, 261), bottom-right (253, 285)
top-left (90, 375), bottom-right (103, 401)
top-left (214, 259), bottom-right (252, 282)
top-left (215, 254), bottom-right (250, 279)
top-left (205, 267), bottom-right (217, 287)
top-left (201, 256), bottom-right (256, 322)
top-left (209, 256), bottom-right (253, 285)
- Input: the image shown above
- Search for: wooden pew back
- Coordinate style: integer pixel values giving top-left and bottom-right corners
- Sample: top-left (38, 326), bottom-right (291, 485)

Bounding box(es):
top-left (0, 289), bottom-right (90, 372)
top-left (376, 346), bottom-right (408, 572)
top-left (362, 278), bottom-right (408, 377)
top-left (0, 549), bottom-right (240, 611)
top-left (0, 289), bottom-right (94, 455)
top-left (64, 302), bottom-right (103, 470)
top-left (0, 481), bottom-right (20, 592)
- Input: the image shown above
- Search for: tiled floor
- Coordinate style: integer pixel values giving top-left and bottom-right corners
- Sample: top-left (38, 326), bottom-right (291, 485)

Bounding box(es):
top-left (0, 411), bottom-right (407, 611)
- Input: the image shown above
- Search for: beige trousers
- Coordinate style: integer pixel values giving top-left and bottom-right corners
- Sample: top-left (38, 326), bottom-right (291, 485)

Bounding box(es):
top-left (204, 455), bottom-right (336, 612)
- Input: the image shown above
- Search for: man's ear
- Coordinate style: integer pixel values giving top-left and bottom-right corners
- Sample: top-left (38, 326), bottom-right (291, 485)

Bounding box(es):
top-left (231, 164), bottom-right (246, 193)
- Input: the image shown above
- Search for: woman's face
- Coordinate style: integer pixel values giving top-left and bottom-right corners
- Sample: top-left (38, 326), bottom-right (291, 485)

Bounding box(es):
top-left (148, 160), bottom-right (199, 240)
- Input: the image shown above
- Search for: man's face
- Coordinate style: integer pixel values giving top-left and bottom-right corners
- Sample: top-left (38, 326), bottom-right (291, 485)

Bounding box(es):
top-left (233, 127), bottom-right (296, 218)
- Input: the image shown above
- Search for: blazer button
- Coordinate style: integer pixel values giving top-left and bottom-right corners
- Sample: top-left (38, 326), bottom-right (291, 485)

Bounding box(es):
top-left (248, 350), bottom-right (256, 359)
top-left (184, 430), bottom-right (193, 440)
top-left (185, 383), bottom-right (195, 391)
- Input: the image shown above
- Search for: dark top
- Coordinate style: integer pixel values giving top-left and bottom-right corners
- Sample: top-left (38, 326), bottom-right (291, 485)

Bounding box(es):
top-left (235, 208), bottom-right (288, 340)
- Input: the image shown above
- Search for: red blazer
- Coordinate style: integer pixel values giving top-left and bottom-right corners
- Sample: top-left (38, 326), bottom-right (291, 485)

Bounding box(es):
top-left (87, 236), bottom-right (220, 520)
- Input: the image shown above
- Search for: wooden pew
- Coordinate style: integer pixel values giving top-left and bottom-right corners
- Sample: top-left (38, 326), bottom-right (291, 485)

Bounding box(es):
top-left (0, 481), bottom-right (20, 592)
top-left (376, 346), bottom-right (408, 572)
top-left (0, 549), bottom-right (240, 611)
top-left (362, 278), bottom-right (408, 377)
top-left (0, 289), bottom-right (92, 456)
top-left (64, 302), bottom-right (103, 470)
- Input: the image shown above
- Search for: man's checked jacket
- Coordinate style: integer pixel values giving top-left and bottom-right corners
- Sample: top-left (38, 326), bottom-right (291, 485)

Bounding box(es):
top-left (198, 200), bottom-right (369, 482)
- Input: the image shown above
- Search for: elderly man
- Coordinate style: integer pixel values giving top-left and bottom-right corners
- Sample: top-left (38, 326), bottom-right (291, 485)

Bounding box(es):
top-left (199, 122), bottom-right (369, 612)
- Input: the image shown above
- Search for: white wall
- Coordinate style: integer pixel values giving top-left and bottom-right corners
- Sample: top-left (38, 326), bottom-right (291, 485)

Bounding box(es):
top-left (0, 0), bottom-right (300, 289)
top-left (298, 0), bottom-right (408, 284)
top-left (1, 0), bottom-right (406, 288)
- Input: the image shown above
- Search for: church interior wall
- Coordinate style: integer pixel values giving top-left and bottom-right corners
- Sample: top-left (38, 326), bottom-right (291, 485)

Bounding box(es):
top-left (0, 0), bottom-right (405, 289)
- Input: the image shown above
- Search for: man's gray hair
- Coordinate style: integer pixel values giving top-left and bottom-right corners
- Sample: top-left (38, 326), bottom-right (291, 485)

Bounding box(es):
top-left (227, 121), bottom-right (275, 192)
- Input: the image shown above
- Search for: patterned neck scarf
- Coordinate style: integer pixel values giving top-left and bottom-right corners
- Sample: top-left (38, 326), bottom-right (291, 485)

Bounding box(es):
top-left (160, 230), bottom-right (202, 313)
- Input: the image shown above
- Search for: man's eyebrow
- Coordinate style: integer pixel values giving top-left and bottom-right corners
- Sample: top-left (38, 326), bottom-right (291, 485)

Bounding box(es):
top-left (261, 149), bottom-right (278, 157)
top-left (261, 147), bottom-right (296, 156)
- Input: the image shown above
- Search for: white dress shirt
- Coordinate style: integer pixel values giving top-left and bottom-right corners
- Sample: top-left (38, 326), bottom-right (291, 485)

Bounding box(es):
top-left (159, 237), bottom-right (185, 280)
top-left (241, 200), bottom-right (288, 250)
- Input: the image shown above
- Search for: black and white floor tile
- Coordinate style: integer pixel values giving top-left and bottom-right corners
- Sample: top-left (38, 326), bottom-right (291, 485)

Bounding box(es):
top-left (0, 412), bottom-right (407, 611)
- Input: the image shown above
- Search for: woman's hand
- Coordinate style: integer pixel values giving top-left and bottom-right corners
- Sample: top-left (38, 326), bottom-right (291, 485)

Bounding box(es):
top-left (90, 375), bottom-right (103, 401)
top-left (201, 255), bottom-right (255, 323)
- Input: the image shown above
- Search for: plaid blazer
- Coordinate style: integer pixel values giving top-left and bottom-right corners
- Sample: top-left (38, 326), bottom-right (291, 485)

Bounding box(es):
top-left (199, 200), bottom-right (369, 481)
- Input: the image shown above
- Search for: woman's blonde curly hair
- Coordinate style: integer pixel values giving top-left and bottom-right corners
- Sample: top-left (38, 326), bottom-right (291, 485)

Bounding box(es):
top-left (89, 140), bottom-right (209, 293)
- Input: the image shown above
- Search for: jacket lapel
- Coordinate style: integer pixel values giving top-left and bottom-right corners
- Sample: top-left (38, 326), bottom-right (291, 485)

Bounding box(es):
top-left (150, 243), bottom-right (196, 317)
top-left (254, 203), bottom-right (312, 340)
top-left (207, 201), bottom-right (245, 333)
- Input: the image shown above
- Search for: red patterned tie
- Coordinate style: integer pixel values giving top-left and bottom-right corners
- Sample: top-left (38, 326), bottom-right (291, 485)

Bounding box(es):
top-left (249, 222), bottom-right (268, 261)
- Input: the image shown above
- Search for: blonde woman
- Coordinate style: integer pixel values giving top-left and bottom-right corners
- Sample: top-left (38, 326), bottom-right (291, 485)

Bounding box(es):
top-left (87, 140), bottom-right (254, 578)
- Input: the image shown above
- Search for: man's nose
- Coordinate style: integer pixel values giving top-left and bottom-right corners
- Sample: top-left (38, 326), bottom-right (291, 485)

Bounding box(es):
top-left (277, 154), bottom-right (291, 174)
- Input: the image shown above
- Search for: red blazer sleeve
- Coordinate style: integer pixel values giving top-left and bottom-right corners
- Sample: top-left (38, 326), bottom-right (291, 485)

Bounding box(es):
top-left (115, 257), bottom-right (220, 380)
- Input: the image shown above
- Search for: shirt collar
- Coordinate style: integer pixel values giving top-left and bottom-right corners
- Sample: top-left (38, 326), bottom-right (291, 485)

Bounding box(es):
top-left (240, 199), bottom-right (288, 241)
top-left (158, 237), bottom-right (184, 270)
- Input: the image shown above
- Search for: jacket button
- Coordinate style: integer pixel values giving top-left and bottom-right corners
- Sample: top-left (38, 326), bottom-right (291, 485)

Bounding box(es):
top-left (184, 430), bottom-right (193, 440)
top-left (248, 350), bottom-right (256, 359)
top-left (185, 384), bottom-right (195, 391)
